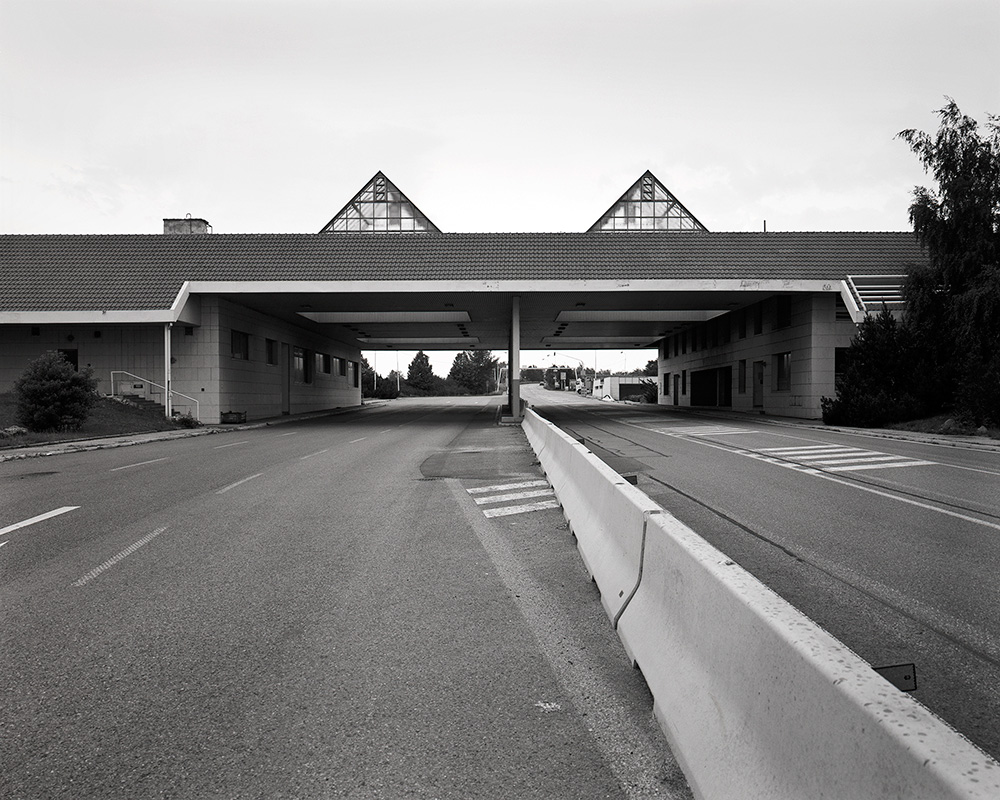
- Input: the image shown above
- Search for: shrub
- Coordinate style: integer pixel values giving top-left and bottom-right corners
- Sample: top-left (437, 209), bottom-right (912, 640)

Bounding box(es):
top-left (821, 308), bottom-right (923, 427)
top-left (13, 351), bottom-right (99, 432)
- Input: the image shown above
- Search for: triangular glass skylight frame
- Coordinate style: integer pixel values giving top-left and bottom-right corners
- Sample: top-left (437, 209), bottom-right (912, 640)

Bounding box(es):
top-left (588, 170), bottom-right (707, 232)
top-left (320, 171), bottom-right (441, 233)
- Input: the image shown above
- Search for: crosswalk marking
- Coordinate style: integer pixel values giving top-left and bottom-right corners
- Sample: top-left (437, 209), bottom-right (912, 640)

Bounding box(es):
top-left (826, 460), bottom-right (936, 472)
top-left (483, 500), bottom-right (561, 518)
top-left (467, 480), bottom-right (548, 495)
top-left (473, 488), bottom-right (555, 505)
top-left (759, 444), bottom-right (934, 472)
top-left (467, 480), bottom-right (560, 518)
top-left (647, 424), bottom-right (757, 437)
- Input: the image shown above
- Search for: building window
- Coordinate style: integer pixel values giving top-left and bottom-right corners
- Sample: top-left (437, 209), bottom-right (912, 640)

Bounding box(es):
top-left (775, 296), bottom-right (792, 329)
top-left (737, 309), bottom-right (746, 339)
top-left (753, 303), bottom-right (763, 335)
top-left (835, 347), bottom-right (849, 384)
top-left (709, 319), bottom-right (718, 348)
top-left (339, 357), bottom-right (348, 377)
top-left (231, 330), bottom-right (250, 360)
top-left (722, 316), bottom-right (731, 345)
top-left (700, 325), bottom-right (708, 351)
top-left (681, 332), bottom-right (687, 355)
top-left (691, 328), bottom-right (698, 353)
top-left (664, 373), bottom-right (671, 395)
top-left (293, 346), bottom-right (313, 384)
top-left (266, 338), bottom-right (278, 366)
top-left (681, 370), bottom-right (687, 395)
top-left (350, 360), bottom-right (359, 387)
top-left (775, 352), bottom-right (791, 391)
top-left (317, 352), bottom-right (331, 374)
top-left (738, 360), bottom-right (747, 393)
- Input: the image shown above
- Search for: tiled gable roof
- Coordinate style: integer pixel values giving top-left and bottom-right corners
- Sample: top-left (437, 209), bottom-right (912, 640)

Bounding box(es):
top-left (0, 232), bottom-right (928, 312)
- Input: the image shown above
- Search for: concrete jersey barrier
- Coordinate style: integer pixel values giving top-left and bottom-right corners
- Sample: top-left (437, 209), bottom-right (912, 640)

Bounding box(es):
top-left (521, 408), bottom-right (999, 800)
top-left (522, 407), bottom-right (662, 622)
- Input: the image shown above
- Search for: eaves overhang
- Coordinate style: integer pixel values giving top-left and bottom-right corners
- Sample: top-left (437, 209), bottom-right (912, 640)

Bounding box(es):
top-left (185, 278), bottom-right (840, 294)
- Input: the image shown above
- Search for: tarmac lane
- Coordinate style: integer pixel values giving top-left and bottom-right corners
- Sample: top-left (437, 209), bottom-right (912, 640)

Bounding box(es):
top-left (0, 398), bottom-right (691, 799)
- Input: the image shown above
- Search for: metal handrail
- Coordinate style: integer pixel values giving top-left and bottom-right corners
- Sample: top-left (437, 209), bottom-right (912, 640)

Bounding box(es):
top-left (110, 370), bottom-right (200, 421)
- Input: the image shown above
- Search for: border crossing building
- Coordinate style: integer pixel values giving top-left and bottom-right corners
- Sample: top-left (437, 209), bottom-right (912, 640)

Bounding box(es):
top-left (0, 171), bottom-right (926, 423)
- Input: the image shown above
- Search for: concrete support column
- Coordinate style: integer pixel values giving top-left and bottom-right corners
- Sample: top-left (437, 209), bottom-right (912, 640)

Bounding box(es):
top-left (508, 296), bottom-right (522, 420)
top-left (164, 322), bottom-right (173, 418)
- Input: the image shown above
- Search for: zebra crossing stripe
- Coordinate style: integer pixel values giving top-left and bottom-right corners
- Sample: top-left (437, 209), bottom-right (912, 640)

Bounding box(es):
top-left (467, 480), bottom-right (548, 495)
top-left (473, 488), bottom-right (555, 505)
top-left (467, 480), bottom-right (559, 518)
top-left (483, 499), bottom-right (560, 518)
top-left (827, 460), bottom-right (935, 472)
top-left (759, 443), bottom-right (934, 472)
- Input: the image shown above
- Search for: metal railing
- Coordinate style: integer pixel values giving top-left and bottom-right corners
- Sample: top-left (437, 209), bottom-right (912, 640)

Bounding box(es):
top-left (110, 371), bottom-right (200, 421)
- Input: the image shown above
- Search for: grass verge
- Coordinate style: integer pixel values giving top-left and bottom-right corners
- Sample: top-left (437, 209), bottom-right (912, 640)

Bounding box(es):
top-left (0, 393), bottom-right (189, 449)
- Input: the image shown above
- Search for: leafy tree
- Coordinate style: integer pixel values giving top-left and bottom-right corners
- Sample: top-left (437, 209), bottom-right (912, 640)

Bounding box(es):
top-left (406, 351), bottom-right (436, 392)
top-left (14, 351), bottom-right (99, 431)
top-left (643, 359), bottom-right (658, 376)
top-left (448, 350), bottom-right (498, 394)
top-left (360, 357), bottom-right (376, 398)
top-left (897, 99), bottom-right (1000, 424)
top-left (821, 308), bottom-right (922, 427)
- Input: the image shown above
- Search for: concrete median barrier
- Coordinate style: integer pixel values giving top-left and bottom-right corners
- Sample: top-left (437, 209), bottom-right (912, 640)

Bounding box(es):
top-left (522, 408), bottom-right (661, 621)
top-left (521, 408), bottom-right (999, 800)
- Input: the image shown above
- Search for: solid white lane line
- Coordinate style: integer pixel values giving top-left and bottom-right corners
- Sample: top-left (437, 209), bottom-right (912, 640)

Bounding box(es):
top-left (349, 437), bottom-right (368, 443)
top-left (216, 473), bottom-right (264, 494)
top-left (483, 499), bottom-right (561, 518)
top-left (72, 527), bottom-right (167, 587)
top-left (0, 506), bottom-right (80, 538)
top-left (468, 480), bottom-right (549, 495)
top-left (110, 457), bottom-right (168, 472)
top-left (474, 489), bottom-right (556, 506)
top-left (278, 431), bottom-right (299, 436)
top-left (0, 542), bottom-right (8, 548)
top-left (214, 440), bottom-right (249, 449)
top-left (300, 449), bottom-right (329, 460)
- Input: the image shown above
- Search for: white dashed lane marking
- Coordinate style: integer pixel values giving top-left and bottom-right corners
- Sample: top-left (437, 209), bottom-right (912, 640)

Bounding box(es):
top-left (467, 480), bottom-right (560, 518)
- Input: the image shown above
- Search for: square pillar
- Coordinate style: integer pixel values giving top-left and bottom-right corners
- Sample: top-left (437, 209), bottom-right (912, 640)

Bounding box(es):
top-left (507, 296), bottom-right (522, 420)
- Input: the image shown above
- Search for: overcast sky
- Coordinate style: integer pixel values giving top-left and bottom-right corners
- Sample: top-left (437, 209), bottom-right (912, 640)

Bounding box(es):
top-left (2, 0), bottom-right (997, 375)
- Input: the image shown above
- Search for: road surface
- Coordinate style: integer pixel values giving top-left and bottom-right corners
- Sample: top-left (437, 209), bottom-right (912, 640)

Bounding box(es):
top-left (1, 398), bottom-right (691, 799)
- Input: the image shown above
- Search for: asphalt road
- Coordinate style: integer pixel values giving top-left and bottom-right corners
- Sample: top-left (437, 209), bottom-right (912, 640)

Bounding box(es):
top-left (1, 398), bottom-right (692, 800)
top-left (521, 384), bottom-right (1000, 763)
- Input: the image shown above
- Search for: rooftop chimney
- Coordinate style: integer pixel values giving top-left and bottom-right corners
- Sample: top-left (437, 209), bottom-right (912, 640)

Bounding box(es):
top-left (163, 216), bottom-right (211, 234)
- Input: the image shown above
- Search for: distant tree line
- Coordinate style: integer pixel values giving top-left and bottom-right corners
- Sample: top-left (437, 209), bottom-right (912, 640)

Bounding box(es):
top-left (362, 350), bottom-right (500, 399)
top-left (824, 99), bottom-right (999, 429)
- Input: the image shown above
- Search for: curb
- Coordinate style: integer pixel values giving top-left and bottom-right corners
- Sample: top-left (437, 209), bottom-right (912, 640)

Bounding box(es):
top-left (0, 402), bottom-right (387, 463)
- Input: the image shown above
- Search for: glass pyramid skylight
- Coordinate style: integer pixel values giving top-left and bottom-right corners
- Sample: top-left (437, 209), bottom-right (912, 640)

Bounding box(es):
top-left (589, 171), bottom-right (707, 232)
top-left (320, 171), bottom-right (440, 233)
